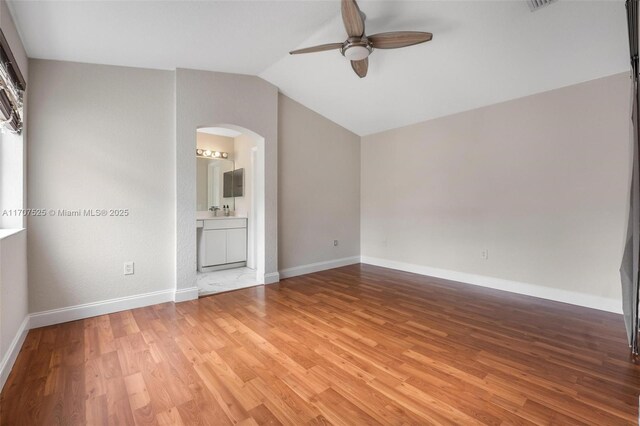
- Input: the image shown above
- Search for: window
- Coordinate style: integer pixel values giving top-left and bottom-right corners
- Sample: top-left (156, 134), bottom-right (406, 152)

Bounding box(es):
top-left (0, 27), bottom-right (25, 229)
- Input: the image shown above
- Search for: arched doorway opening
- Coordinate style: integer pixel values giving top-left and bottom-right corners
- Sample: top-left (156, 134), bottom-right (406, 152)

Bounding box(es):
top-left (194, 124), bottom-right (266, 294)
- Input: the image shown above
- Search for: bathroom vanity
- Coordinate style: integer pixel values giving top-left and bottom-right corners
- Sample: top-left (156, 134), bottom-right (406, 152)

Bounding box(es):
top-left (197, 216), bottom-right (247, 272)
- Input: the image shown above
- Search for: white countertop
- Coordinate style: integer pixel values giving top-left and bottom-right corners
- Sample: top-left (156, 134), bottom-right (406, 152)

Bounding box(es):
top-left (196, 212), bottom-right (247, 221)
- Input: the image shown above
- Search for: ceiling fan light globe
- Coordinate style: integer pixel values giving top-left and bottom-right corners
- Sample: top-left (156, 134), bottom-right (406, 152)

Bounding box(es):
top-left (344, 45), bottom-right (370, 61)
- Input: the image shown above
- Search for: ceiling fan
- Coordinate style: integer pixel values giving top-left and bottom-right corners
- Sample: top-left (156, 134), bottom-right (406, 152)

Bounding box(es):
top-left (289, 0), bottom-right (433, 78)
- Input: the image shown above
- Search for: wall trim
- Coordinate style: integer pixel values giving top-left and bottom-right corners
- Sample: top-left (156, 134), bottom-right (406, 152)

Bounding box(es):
top-left (279, 256), bottom-right (361, 279)
top-left (0, 315), bottom-right (29, 391)
top-left (262, 272), bottom-right (280, 285)
top-left (174, 286), bottom-right (199, 302)
top-left (30, 288), bottom-right (176, 329)
top-left (361, 256), bottom-right (622, 314)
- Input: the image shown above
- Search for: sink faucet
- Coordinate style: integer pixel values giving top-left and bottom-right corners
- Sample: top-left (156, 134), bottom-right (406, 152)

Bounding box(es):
top-left (209, 206), bottom-right (220, 217)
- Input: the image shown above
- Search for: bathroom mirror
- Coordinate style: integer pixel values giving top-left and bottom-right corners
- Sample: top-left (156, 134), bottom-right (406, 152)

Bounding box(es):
top-left (197, 157), bottom-right (235, 211)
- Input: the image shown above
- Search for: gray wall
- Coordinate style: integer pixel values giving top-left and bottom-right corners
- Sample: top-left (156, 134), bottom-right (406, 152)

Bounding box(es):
top-left (0, 230), bottom-right (28, 388)
top-left (361, 73), bottom-right (631, 310)
top-left (278, 94), bottom-right (361, 270)
top-left (27, 60), bottom-right (175, 312)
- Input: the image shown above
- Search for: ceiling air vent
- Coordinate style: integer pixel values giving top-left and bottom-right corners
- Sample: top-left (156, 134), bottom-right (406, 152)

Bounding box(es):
top-left (527, 0), bottom-right (557, 12)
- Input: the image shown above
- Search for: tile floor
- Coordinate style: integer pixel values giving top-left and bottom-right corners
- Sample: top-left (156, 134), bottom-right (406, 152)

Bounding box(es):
top-left (196, 267), bottom-right (259, 296)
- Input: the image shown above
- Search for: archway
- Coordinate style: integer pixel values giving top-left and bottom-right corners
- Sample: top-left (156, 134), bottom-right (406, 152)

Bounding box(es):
top-left (195, 124), bottom-right (266, 287)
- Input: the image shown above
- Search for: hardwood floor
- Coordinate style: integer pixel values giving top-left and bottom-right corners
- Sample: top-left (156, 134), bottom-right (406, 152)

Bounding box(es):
top-left (1, 264), bottom-right (639, 425)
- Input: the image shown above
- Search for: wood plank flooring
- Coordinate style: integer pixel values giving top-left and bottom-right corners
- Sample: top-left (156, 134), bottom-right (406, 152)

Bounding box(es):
top-left (1, 264), bottom-right (639, 425)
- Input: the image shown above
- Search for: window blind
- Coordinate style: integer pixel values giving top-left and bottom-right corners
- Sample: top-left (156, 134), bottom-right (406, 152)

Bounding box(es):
top-left (0, 28), bottom-right (25, 134)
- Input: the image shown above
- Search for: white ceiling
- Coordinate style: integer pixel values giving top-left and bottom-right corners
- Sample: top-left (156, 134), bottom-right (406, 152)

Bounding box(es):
top-left (8, 0), bottom-right (339, 75)
top-left (9, 1), bottom-right (630, 136)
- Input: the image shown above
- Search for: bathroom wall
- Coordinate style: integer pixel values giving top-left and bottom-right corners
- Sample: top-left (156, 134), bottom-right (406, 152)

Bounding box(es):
top-left (196, 159), bottom-right (209, 211)
top-left (278, 94), bottom-right (361, 274)
top-left (361, 72), bottom-right (631, 312)
top-left (195, 133), bottom-right (235, 212)
top-left (196, 132), bottom-right (234, 156)
top-left (233, 133), bottom-right (258, 268)
top-left (27, 60), bottom-right (176, 313)
top-left (233, 133), bottom-right (257, 217)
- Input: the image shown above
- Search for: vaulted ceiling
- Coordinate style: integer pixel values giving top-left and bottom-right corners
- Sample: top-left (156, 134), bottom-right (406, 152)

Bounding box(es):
top-left (9, 0), bottom-right (629, 135)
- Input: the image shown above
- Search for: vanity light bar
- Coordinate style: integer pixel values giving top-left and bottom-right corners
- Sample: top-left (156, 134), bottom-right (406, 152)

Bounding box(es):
top-left (196, 148), bottom-right (228, 159)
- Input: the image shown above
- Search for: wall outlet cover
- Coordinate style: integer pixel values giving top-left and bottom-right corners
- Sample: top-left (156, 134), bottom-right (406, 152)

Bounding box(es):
top-left (124, 261), bottom-right (134, 275)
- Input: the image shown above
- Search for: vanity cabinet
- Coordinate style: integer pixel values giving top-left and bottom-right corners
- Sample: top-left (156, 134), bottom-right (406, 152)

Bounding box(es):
top-left (198, 217), bottom-right (247, 271)
top-left (226, 228), bottom-right (247, 263)
top-left (202, 229), bottom-right (227, 266)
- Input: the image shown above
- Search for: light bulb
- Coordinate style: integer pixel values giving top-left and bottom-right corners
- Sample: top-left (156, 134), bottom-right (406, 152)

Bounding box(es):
top-left (343, 45), bottom-right (370, 61)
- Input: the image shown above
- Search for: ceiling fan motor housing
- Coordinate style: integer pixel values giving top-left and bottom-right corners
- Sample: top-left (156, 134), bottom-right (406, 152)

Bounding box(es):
top-left (341, 37), bottom-right (373, 61)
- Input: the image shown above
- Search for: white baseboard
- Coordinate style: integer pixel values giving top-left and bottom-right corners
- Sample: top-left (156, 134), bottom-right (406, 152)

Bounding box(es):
top-left (0, 315), bottom-right (29, 391)
top-left (361, 256), bottom-right (622, 314)
top-left (30, 288), bottom-right (176, 329)
top-left (279, 256), bottom-right (361, 279)
top-left (262, 272), bottom-right (280, 285)
top-left (174, 286), bottom-right (199, 302)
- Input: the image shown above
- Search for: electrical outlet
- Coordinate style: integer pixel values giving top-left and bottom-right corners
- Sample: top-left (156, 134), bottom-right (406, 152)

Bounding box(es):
top-left (333, 240), bottom-right (339, 247)
top-left (124, 261), bottom-right (134, 275)
top-left (481, 249), bottom-right (489, 260)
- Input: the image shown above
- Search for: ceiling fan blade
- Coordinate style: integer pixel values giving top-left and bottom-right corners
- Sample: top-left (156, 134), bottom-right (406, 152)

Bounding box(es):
top-left (351, 58), bottom-right (368, 78)
top-left (369, 31), bottom-right (433, 49)
top-left (341, 0), bottom-right (365, 38)
top-left (289, 43), bottom-right (343, 55)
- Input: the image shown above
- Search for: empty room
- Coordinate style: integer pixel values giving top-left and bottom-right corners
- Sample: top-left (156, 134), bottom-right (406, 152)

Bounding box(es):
top-left (0, 0), bottom-right (639, 424)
